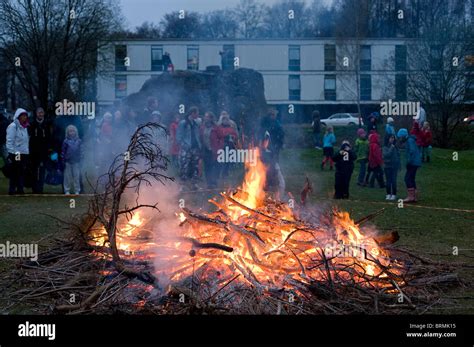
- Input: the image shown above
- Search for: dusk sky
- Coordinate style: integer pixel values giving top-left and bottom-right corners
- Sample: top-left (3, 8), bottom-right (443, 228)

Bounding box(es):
top-left (120, 0), bottom-right (313, 28)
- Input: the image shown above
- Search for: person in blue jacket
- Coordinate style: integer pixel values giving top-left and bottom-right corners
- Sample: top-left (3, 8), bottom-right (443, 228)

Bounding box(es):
top-left (321, 126), bottom-right (336, 170)
top-left (397, 128), bottom-right (422, 203)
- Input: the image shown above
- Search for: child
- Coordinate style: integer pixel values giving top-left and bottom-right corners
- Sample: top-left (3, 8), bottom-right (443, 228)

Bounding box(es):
top-left (382, 134), bottom-right (400, 201)
top-left (333, 140), bottom-right (357, 199)
top-left (384, 117), bottom-right (396, 143)
top-left (397, 128), bottom-right (422, 203)
top-left (61, 125), bottom-right (82, 195)
top-left (366, 131), bottom-right (385, 188)
top-left (354, 128), bottom-right (369, 186)
top-left (421, 121), bottom-right (433, 162)
top-left (321, 126), bottom-right (336, 170)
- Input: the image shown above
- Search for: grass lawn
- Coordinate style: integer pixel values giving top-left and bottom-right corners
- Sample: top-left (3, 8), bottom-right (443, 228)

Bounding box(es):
top-left (0, 146), bottom-right (473, 312)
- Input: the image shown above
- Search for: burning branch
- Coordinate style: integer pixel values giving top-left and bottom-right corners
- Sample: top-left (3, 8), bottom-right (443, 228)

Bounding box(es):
top-left (88, 122), bottom-right (173, 271)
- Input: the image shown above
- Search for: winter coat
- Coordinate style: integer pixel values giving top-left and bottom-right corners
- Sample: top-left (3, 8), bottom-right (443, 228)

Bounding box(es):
top-left (62, 137), bottom-right (82, 164)
top-left (28, 118), bottom-right (52, 160)
top-left (200, 123), bottom-right (220, 156)
top-left (176, 118), bottom-right (201, 150)
top-left (411, 122), bottom-right (424, 147)
top-left (311, 119), bottom-right (321, 133)
top-left (259, 116), bottom-right (284, 153)
top-left (322, 133), bottom-right (336, 148)
top-left (6, 108), bottom-right (29, 155)
top-left (368, 132), bottom-right (383, 168)
top-left (382, 144), bottom-right (400, 169)
top-left (354, 138), bottom-right (369, 161)
top-left (333, 147), bottom-right (357, 173)
top-left (406, 135), bottom-right (422, 167)
top-left (216, 125), bottom-right (238, 150)
top-left (385, 124), bottom-right (396, 137)
top-left (421, 129), bottom-right (433, 147)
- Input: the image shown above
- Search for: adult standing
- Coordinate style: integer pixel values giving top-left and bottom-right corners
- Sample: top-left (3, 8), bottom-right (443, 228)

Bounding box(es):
top-left (6, 108), bottom-right (30, 195)
top-left (311, 110), bottom-right (321, 149)
top-left (176, 106), bottom-right (202, 186)
top-left (200, 112), bottom-right (219, 188)
top-left (28, 107), bottom-right (52, 193)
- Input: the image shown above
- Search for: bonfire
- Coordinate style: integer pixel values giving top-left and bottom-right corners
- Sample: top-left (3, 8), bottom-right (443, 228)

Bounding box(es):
top-left (1, 125), bottom-right (463, 315)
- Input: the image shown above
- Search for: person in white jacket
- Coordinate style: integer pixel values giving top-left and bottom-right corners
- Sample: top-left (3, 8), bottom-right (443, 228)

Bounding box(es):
top-left (6, 108), bottom-right (30, 195)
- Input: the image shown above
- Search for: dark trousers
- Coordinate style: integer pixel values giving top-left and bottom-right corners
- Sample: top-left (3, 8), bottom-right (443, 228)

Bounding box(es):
top-left (179, 147), bottom-right (200, 181)
top-left (405, 164), bottom-right (419, 189)
top-left (357, 159), bottom-right (367, 184)
top-left (202, 149), bottom-right (217, 188)
top-left (8, 154), bottom-right (29, 194)
top-left (367, 165), bottom-right (385, 188)
top-left (384, 167), bottom-right (398, 195)
top-left (30, 156), bottom-right (46, 193)
top-left (334, 170), bottom-right (353, 199)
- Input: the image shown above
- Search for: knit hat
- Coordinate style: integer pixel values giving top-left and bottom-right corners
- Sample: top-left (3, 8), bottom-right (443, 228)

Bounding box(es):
top-left (387, 117), bottom-right (394, 123)
top-left (397, 128), bottom-right (408, 138)
top-left (356, 128), bottom-right (366, 137)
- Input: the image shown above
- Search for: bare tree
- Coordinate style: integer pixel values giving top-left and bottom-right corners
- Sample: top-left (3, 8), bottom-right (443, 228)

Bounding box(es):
top-left (234, 0), bottom-right (266, 39)
top-left (88, 123), bottom-right (173, 265)
top-left (0, 0), bottom-right (123, 109)
top-left (406, 0), bottom-right (473, 147)
top-left (334, 0), bottom-right (371, 120)
top-left (262, 0), bottom-right (311, 38)
top-left (160, 11), bottom-right (202, 39)
top-left (201, 10), bottom-right (239, 39)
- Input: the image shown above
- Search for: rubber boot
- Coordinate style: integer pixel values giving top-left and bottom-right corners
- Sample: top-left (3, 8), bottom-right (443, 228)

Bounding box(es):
top-left (403, 188), bottom-right (416, 203)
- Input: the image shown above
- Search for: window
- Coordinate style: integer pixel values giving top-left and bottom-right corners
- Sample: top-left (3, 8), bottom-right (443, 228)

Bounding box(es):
top-left (115, 75), bottom-right (127, 99)
top-left (395, 45), bottom-right (407, 71)
top-left (325, 44), bottom-right (336, 71)
top-left (151, 46), bottom-right (163, 71)
top-left (289, 45), bottom-right (300, 71)
top-left (289, 75), bottom-right (300, 101)
top-left (324, 75), bottom-right (336, 100)
top-left (360, 74), bottom-right (371, 100)
top-left (395, 74), bottom-right (407, 101)
top-left (430, 45), bottom-right (443, 71)
top-left (187, 45), bottom-right (199, 70)
top-left (115, 45), bottom-right (127, 71)
top-left (222, 45), bottom-right (235, 71)
top-left (360, 45), bottom-right (371, 71)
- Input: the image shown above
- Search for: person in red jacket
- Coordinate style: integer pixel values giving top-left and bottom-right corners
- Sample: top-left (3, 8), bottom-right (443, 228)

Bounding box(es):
top-left (366, 131), bottom-right (385, 188)
top-left (216, 113), bottom-right (238, 179)
top-left (169, 114), bottom-right (181, 167)
top-left (421, 121), bottom-right (433, 162)
top-left (410, 121), bottom-right (424, 147)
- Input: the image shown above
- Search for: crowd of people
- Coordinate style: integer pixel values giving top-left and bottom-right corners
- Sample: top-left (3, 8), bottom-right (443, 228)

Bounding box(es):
top-left (0, 97), bottom-right (286, 196)
top-left (312, 110), bottom-right (433, 202)
top-left (1, 99), bottom-right (433, 203)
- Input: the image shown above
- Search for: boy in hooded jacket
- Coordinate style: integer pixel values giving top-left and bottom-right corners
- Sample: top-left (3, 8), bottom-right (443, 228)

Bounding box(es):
top-left (333, 140), bottom-right (357, 199)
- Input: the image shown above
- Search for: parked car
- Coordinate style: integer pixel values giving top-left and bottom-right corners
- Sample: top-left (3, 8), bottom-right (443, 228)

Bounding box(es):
top-left (320, 113), bottom-right (364, 127)
top-left (463, 115), bottom-right (474, 125)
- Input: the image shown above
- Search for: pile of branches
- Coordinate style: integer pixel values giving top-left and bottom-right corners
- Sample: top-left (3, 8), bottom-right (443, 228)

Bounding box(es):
top-left (0, 207), bottom-right (469, 315)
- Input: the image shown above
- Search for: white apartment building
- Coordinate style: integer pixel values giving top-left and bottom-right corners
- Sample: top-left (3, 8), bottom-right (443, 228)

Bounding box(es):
top-left (96, 38), bottom-right (473, 118)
